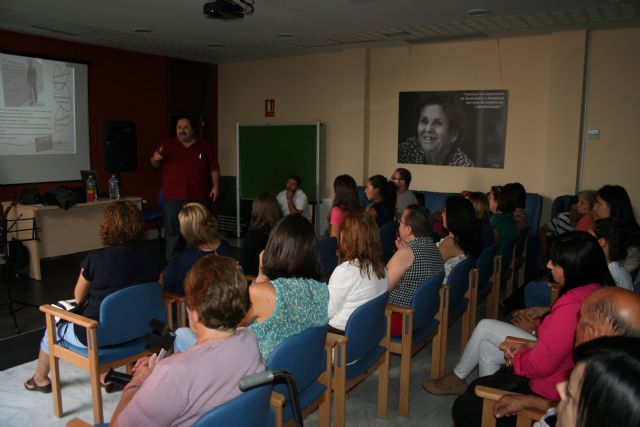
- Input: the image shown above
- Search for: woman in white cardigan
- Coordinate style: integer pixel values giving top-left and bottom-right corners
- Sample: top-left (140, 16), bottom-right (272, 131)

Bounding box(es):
top-left (327, 211), bottom-right (388, 333)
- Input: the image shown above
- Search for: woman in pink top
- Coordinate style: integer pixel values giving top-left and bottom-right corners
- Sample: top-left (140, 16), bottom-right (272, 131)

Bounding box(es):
top-left (425, 232), bottom-right (614, 427)
top-left (328, 174), bottom-right (361, 240)
top-left (112, 255), bottom-right (264, 427)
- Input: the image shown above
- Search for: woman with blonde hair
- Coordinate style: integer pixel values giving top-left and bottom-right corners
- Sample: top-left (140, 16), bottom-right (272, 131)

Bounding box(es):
top-left (161, 202), bottom-right (231, 294)
top-left (327, 212), bottom-right (388, 333)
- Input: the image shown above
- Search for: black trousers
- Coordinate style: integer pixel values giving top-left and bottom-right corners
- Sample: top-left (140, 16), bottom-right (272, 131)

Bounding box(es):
top-left (452, 367), bottom-right (533, 427)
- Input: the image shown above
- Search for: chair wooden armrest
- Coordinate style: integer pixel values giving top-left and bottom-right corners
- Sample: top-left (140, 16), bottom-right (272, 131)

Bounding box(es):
top-left (162, 291), bottom-right (187, 329)
top-left (384, 304), bottom-right (414, 316)
top-left (270, 390), bottom-right (286, 407)
top-left (498, 336), bottom-right (537, 352)
top-left (163, 291), bottom-right (185, 300)
top-left (326, 332), bottom-right (348, 347)
top-left (475, 385), bottom-right (547, 427)
top-left (270, 391), bottom-right (286, 427)
top-left (475, 385), bottom-right (519, 400)
top-left (65, 418), bottom-right (94, 427)
top-left (39, 304), bottom-right (99, 329)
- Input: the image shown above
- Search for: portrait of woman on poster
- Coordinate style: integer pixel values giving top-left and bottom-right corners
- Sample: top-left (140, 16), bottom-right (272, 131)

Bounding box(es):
top-left (398, 92), bottom-right (474, 167)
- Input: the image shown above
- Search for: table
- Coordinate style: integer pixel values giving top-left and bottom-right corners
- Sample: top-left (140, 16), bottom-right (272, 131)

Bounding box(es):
top-left (2, 197), bottom-right (141, 280)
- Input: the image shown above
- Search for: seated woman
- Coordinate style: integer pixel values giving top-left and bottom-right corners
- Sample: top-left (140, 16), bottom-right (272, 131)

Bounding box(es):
top-left (239, 192), bottom-right (282, 277)
top-left (364, 174), bottom-right (396, 229)
top-left (112, 255), bottom-right (264, 427)
top-left (387, 204), bottom-right (444, 336)
top-left (328, 174), bottom-right (361, 240)
top-left (555, 336), bottom-right (640, 427)
top-left (489, 185), bottom-right (518, 243)
top-left (423, 232), bottom-right (613, 427)
top-left (539, 190), bottom-right (595, 258)
top-left (160, 203), bottom-right (231, 294)
top-left (328, 212), bottom-right (388, 334)
top-left (505, 182), bottom-right (529, 232)
top-left (24, 201), bottom-right (165, 393)
top-left (591, 218), bottom-right (636, 290)
top-left (174, 214), bottom-right (328, 363)
top-left (437, 195), bottom-right (482, 283)
top-left (592, 184), bottom-right (640, 272)
top-left (466, 191), bottom-right (495, 249)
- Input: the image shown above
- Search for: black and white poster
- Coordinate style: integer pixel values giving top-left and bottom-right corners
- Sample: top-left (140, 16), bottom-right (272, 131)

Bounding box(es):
top-left (397, 90), bottom-right (508, 168)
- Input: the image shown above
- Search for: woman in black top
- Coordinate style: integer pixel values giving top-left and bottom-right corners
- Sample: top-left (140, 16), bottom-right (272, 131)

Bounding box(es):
top-left (24, 201), bottom-right (164, 393)
top-left (239, 192), bottom-right (282, 276)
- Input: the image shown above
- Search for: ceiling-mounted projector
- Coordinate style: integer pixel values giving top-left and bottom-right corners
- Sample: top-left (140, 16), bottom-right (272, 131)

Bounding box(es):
top-left (203, 0), bottom-right (245, 19)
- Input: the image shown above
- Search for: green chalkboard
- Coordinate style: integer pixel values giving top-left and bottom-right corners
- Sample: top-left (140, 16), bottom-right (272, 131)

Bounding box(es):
top-left (238, 124), bottom-right (319, 201)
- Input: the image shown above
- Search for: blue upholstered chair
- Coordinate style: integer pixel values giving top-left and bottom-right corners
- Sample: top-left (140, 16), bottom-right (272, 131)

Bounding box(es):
top-left (379, 221), bottom-right (399, 262)
top-left (440, 257), bottom-right (477, 373)
top-left (40, 282), bottom-right (167, 424)
top-left (472, 243), bottom-right (502, 324)
top-left (318, 236), bottom-right (338, 279)
top-left (551, 194), bottom-right (574, 220)
top-left (512, 227), bottom-right (531, 292)
top-left (65, 381), bottom-right (273, 427)
top-left (356, 186), bottom-right (368, 208)
top-left (418, 191), bottom-right (457, 215)
top-left (498, 235), bottom-right (517, 298)
top-left (328, 292), bottom-right (390, 427)
top-left (386, 272), bottom-right (446, 416)
top-left (268, 326), bottom-right (331, 427)
top-left (524, 193), bottom-right (543, 236)
top-left (141, 187), bottom-right (164, 241)
top-left (192, 383), bottom-right (273, 427)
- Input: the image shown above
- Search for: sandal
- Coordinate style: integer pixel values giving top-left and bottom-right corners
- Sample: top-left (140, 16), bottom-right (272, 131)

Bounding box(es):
top-left (24, 376), bottom-right (52, 393)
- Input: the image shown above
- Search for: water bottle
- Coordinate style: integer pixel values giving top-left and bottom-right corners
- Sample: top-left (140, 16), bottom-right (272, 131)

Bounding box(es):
top-left (86, 175), bottom-right (97, 202)
top-left (108, 175), bottom-right (120, 200)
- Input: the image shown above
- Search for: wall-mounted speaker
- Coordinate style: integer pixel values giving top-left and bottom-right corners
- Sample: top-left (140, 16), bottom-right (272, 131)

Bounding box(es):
top-left (104, 121), bottom-right (137, 172)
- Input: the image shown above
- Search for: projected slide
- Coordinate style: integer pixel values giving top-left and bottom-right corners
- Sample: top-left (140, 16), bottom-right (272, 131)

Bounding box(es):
top-left (0, 52), bottom-right (76, 156)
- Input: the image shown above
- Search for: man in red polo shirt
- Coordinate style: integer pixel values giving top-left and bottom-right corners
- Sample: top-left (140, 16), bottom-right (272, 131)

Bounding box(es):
top-left (151, 117), bottom-right (219, 259)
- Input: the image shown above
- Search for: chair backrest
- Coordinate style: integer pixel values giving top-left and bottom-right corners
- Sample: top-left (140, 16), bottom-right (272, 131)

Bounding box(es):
top-left (318, 236), bottom-right (338, 279)
top-left (268, 326), bottom-right (327, 402)
top-left (157, 187), bottom-right (165, 208)
top-left (418, 191), bottom-right (457, 215)
top-left (551, 194), bottom-right (573, 219)
top-left (499, 236), bottom-right (517, 277)
top-left (476, 243), bottom-right (501, 295)
top-left (97, 282), bottom-right (167, 347)
top-left (343, 292), bottom-right (389, 363)
top-left (357, 186), bottom-right (368, 208)
top-left (192, 383), bottom-right (272, 427)
top-left (412, 272), bottom-right (446, 331)
top-left (514, 227), bottom-right (530, 258)
top-left (524, 193), bottom-right (543, 236)
top-left (446, 257), bottom-right (477, 315)
top-left (379, 221), bottom-right (399, 262)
